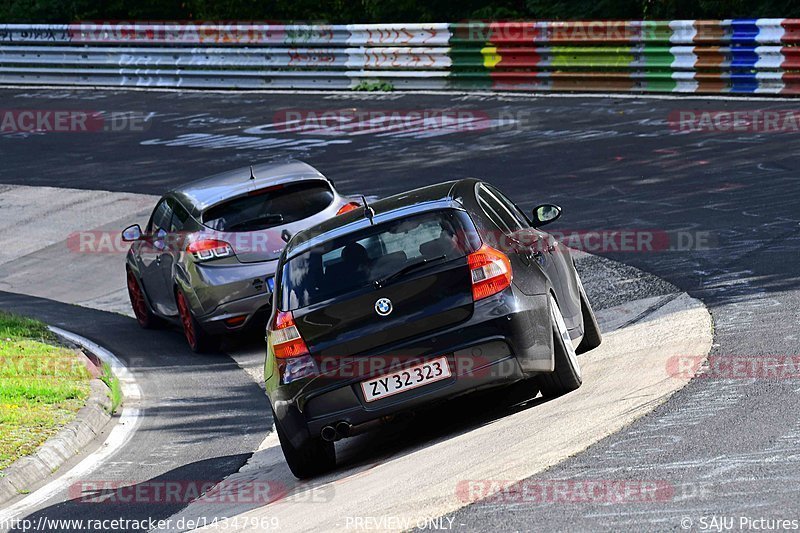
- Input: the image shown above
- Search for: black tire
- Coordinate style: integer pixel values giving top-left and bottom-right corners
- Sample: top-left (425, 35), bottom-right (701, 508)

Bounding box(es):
top-left (537, 296), bottom-right (583, 398)
top-left (576, 288), bottom-right (602, 354)
top-left (274, 413), bottom-right (336, 479)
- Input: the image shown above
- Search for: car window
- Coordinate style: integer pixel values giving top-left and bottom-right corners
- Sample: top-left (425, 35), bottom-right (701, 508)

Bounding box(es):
top-left (380, 219), bottom-right (444, 258)
top-left (169, 200), bottom-right (192, 233)
top-left (202, 180), bottom-right (334, 232)
top-left (280, 209), bottom-right (480, 310)
top-left (147, 199), bottom-right (173, 234)
top-left (485, 185), bottom-right (530, 228)
top-left (477, 184), bottom-right (526, 234)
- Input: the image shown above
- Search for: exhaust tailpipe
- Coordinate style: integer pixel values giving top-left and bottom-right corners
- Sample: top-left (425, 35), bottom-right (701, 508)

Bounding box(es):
top-left (335, 421), bottom-right (352, 438)
top-left (320, 425), bottom-right (337, 442)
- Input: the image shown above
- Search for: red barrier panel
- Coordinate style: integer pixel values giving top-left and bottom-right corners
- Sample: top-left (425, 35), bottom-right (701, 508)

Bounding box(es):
top-left (781, 19), bottom-right (800, 44)
top-left (782, 47), bottom-right (800, 70)
top-left (781, 73), bottom-right (800, 94)
top-left (489, 71), bottom-right (637, 92)
top-left (491, 47), bottom-right (542, 68)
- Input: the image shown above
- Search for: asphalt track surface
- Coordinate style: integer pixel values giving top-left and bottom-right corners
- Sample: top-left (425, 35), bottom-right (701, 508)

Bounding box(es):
top-left (1, 88), bottom-right (799, 530)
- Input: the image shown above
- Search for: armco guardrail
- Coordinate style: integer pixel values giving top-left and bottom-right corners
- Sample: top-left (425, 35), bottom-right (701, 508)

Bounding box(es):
top-left (0, 20), bottom-right (798, 94)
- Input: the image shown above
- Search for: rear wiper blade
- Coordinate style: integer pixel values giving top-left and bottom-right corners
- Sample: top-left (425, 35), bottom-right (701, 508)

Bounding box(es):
top-left (373, 254), bottom-right (447, 289)
top-left (227, 213), bottom-right (284, 231)
top-left (251, 213), bottom-right (285, 224)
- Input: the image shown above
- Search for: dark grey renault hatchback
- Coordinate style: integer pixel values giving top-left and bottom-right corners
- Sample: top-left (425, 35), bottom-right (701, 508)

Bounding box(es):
top-left (122, 161), bottom-right (360, 352)
top-left (265, 179), bottom-right (602, 478)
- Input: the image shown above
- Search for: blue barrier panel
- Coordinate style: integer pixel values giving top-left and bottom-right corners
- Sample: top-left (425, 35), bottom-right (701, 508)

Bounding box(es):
top-left (729, 71), bottom-right (759, 93)
top-left (730, 46), bottom-right (759, 68)
top-left (731, 19), bottom-right (760, 44)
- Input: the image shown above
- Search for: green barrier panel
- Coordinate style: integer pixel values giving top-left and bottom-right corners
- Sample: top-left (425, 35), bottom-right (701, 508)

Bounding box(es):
top-left (449, 47), bottom-right (497, 69)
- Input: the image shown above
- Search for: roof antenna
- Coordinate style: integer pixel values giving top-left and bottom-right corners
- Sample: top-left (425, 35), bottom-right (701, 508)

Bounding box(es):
top-left (361, 195), bottom-right (375, 225)
top-left (249, 166), bottom-right (256, 180)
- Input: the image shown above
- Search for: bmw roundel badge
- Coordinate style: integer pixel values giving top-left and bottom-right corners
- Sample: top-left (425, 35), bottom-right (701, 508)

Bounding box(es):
top-left (375, 297), bottom-right (393, 316)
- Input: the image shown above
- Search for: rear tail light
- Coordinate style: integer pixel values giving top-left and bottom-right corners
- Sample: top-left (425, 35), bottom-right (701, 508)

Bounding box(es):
top-left (336, 202), bottom-right (360, 215)
top-left (268, 310), bottom-right (310, 359)
top-left (468, 244), bottom-right (512, 301)
top-left (187, 238), bottom-right (234, 261)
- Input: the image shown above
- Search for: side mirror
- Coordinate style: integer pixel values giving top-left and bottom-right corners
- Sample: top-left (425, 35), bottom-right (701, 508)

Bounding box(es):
top-left (531, 204), bottom-right (562, 228)
top-left (121, 224), bottom-right (142, 242)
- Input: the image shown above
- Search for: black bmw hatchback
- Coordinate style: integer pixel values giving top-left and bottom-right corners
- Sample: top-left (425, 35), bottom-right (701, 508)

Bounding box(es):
top-left (265, 179), bottom-right (602, 478)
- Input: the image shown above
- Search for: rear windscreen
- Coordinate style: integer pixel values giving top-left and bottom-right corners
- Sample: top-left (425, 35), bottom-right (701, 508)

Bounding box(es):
top-left (280, 209), bottom-right (479, 310)
top-left (202, 180), bottom-right (334, 232)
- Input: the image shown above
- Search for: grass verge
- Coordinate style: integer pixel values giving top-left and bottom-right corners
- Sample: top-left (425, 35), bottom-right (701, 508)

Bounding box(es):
top-left (99, 362), bottom-right (122, 414)
top-left (0, 311), bottom-right (91, 473)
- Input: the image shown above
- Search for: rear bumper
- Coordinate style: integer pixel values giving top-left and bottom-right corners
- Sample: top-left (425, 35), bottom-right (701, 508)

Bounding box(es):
top-left (308, 341), bottom-right (525, 435)
top-left (180, 259), bottom-right (277, 335)
top-left (273, 340), bottom-right (526, 446)
top-left (269, 289), bottom-right (554, 447)
top-left (196, 290), bottom-right (272, 335)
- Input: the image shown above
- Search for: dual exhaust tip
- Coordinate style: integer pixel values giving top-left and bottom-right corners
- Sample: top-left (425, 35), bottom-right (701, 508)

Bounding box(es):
top-left (321, 415), bottom-right (398, 441)
top-left (321, 421), bottom-right (352, 442)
